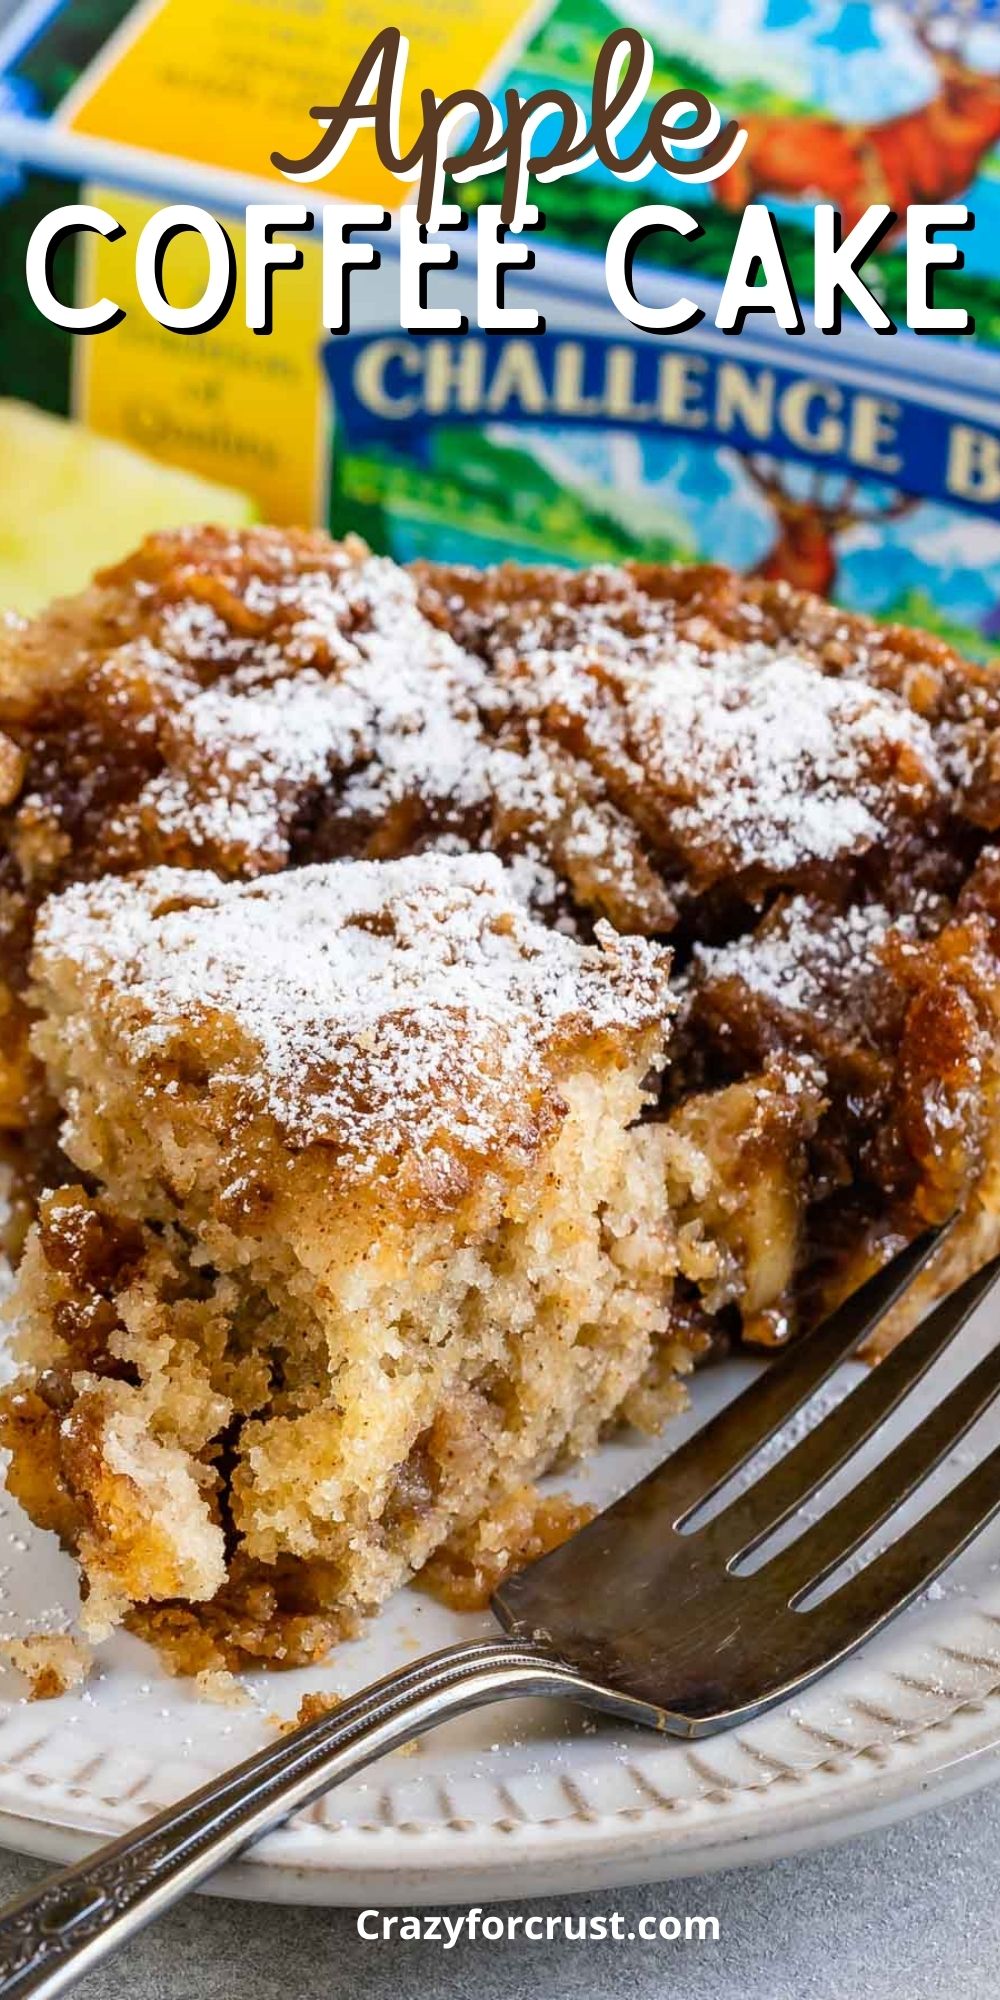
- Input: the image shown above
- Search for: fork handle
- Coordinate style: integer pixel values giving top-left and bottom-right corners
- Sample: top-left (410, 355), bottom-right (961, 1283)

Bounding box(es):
top-left (0, 1638), bottom-right (594, 2000)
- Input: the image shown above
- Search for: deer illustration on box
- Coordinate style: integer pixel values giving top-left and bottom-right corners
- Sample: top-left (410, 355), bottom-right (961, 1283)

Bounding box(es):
top-left (716, 2), bottom-right (1000, 232)
top-left (741, 457), bottom-right (918, 598)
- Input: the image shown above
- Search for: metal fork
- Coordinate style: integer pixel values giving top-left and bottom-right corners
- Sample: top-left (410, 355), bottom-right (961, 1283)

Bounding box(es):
top-left (3, 1224), bottom-right (1000, 1998)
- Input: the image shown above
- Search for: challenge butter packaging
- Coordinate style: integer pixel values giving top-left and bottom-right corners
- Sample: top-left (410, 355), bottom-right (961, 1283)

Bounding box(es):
top-left (1, 0), bottom-right (999, 659)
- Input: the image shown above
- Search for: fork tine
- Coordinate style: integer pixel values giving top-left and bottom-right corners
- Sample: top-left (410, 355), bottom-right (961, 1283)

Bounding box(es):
top-left (666, 1225), bottom-right (946, 1529)
top-left (768, 1321), bottom-right (1000, 1605)
top-left (497, 1227), bottom-right (1000, 1736)
top-left (804, 1435), bottom-right (1000, 1656)
top-left (710, 1252), bottom-right (1000, 1564)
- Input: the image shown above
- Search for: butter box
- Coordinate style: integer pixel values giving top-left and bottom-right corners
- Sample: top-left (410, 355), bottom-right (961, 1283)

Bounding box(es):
top-left (1, 0), bottom-right (999, 660)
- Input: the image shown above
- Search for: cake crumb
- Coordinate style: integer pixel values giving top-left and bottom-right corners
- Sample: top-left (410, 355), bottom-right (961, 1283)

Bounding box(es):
top-left (195, 1667), bottom-right (252, 1708)
top-left (270, 1689), bottom-right (343, 1735)
top-left (0, 1633), bottom-right (92, 1700)
top-left (419, 1487), bottom-right (595, 1612)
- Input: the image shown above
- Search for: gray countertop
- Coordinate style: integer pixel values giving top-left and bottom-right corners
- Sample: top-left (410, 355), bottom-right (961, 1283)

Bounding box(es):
top-left (0, 1786), bottom-right (997, 2000)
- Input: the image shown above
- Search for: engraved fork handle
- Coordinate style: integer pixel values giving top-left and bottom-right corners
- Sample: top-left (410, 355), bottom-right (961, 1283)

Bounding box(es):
top-left (0, 1639), bottom-right (618, 2000)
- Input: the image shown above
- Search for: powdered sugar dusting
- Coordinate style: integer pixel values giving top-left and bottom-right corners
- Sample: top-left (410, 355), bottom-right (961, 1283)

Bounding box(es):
top-left (113, 548), bottom-right (641, 913)
top-left (692, 892), bottom-right (940, 1026)
top-left (144, 673), bottom-right (371, 864)
top-left (499, 637), bottom-right (946, 880)
top-left (628, 648), bottom-right (943, 872)
top-left (7, 533), bottom-right (965, 952)
top-left (36, 855), bottom-right (672, 1176)
top-left (126, 553), bottom-right (504, 865)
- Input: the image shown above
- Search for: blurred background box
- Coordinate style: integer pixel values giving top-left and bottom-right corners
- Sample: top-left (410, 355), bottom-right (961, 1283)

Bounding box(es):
top-left (0, 0), bottom-right (998, 659)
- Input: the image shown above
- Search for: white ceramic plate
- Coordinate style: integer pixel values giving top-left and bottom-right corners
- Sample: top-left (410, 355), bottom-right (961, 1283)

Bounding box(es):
top-left (1, 1301), bottom-right (999, 1905)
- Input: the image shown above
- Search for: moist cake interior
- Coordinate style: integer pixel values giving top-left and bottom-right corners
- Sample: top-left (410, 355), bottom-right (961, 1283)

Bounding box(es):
top-left (1, 528), bottom-right (999, 1671)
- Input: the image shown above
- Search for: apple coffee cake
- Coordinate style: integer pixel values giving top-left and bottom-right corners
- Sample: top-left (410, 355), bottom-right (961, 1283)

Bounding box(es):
top-left (1, 526), bottom-right (999, 1669)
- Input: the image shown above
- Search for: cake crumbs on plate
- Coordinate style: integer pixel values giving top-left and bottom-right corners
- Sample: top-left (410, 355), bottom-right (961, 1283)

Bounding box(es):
top-left (195, 1666), bottom-right (253, 1708)
top-left (0, 1633), bottom-right (92, 1700)
top-left (269, 1690), bottom-right (343, 1735)
top-left (418, 1485), bottom-right (596, 1612)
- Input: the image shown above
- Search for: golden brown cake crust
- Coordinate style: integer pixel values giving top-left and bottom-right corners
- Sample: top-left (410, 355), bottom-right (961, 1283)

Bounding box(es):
top-left (6, 534), bottom-right (996, 1127)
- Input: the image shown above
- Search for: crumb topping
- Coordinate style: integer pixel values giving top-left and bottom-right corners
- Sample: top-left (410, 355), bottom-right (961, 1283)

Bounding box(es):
top-left (626, 646), bottom-right (941, 871)
top-left (494, 637), bottom-right (945, 884)
top-left (101, 544), bottom-right (500, 870)
top-left (692, 892), bottom-right (936, 1028)
top-left (136, 671), bottom-right (371, 865)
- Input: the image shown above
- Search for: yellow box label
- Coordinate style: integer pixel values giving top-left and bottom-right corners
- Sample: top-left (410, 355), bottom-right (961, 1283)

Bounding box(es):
top-left (63, 0), bottom-right (533, 204)
top-left (76, 185), bottom-right (327, 524)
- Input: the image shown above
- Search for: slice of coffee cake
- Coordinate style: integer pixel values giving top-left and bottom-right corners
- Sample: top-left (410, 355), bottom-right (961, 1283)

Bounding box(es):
top-left (1, 854), bottom-right (697, 1664)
